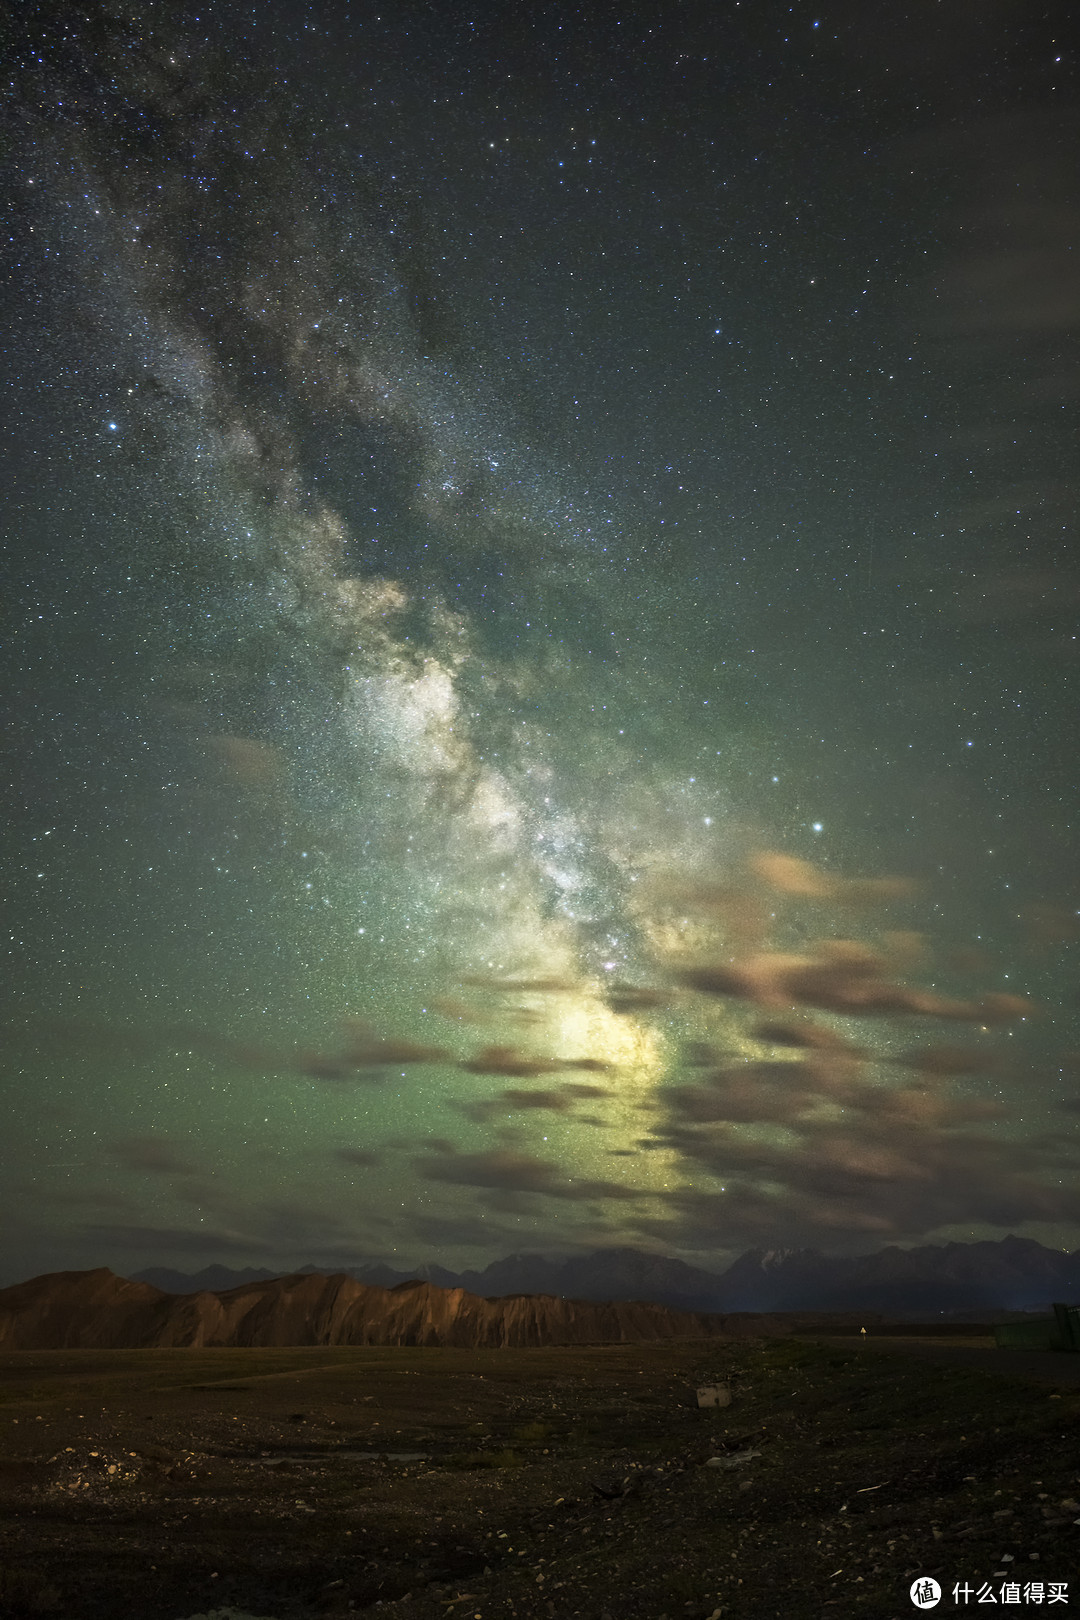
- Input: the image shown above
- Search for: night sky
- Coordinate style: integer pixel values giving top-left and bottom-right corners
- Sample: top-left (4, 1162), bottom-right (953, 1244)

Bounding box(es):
top-left (3, 0), bottom-right (1078, 1287)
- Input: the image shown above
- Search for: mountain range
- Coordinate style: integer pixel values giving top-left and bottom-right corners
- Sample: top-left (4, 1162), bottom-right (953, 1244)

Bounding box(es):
top-left (131, 1235), bottom-right (1080, 1316)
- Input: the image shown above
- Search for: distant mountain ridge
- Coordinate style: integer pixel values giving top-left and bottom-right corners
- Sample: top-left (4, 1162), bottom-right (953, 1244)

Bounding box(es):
top-left (131, 1236), bottom-right (1080, 1315)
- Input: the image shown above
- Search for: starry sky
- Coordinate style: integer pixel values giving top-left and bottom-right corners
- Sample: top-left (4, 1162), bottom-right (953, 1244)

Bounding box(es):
top-left (2, 0), bottom-right (1078, 1287)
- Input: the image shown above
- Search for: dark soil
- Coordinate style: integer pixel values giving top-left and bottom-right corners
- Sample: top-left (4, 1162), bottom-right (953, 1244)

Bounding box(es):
top-left (0, 1336), bottom-right (1077, 1618)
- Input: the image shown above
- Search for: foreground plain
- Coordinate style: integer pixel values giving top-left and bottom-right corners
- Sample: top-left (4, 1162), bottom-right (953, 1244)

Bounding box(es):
top-left (0, 1337), bottom-right (1078, 1619)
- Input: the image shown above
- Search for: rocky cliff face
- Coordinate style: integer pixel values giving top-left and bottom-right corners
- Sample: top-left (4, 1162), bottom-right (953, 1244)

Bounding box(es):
top-left (0, 1268), bottom-right (770, 1350)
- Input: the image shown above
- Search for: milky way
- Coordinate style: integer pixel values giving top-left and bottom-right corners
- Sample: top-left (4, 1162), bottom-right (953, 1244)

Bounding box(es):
top-left (2, 0), bottom-right (1078, 1282)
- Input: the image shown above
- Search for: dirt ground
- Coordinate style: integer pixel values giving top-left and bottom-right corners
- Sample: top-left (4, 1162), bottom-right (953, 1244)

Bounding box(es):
top-left (0, 1336), bottom-right (1077, 1619)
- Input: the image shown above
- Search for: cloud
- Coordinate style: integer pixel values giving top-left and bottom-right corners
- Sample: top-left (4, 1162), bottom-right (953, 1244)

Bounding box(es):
top-left (602, 982), bottom-right (669, 1013)
top-left (460, 1044), bottom-right (611, 1077)
top-left (665, 1078), bottom-right (805, 1128)
top-left (33, 1016), bottom-right (450, 1088)
top-left (880, 931), bottom-right (930, 971)
top-left (749, 851), bottom-right (921, 908)
top-left (663, 1049), bottom-right (1004, 1132)
top-left (460, 974), bottom-right (581, 994)
top-left (642, 1031), bottom-right (1066, 1248)
top-left (459, 1081), bottom-right (610, 1123)
top-left (78, 1222), bottom-right (272, 1258)
top-left (205, 734), bottom-right (284, 788)
top-left (645, 1111), bottom-right (1080, 1248)
top-left (338, 1020), bottom-right (450, 1068)
top-left (412, 1145), bottom-right (641, 1203)
top-left (496, 1085), bottom-right (607, 1112)
top-left (754, 1020), bottom-right (865, 1055)
top-left (298, 1054), bottom-right (387, 1082)
top-left (893, 1044), bottom-right (996, 1076)
top-left (646, 879), bottom-right (767, 953)
top-left (334, 1148), bottom-right (382, 1168)
top-left (677, 940), bottom-right (1032, 1022)
top-left (430, 996), bottom-right (492, 1024)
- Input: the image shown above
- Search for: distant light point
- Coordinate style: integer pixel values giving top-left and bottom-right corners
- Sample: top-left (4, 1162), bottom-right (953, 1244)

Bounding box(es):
top-left (812, 822), bottom-right (823, 832)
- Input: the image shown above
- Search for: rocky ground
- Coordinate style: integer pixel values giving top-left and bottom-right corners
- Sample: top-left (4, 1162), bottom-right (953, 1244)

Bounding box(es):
top-left (0, 1336), bottom-right (1077, 1619)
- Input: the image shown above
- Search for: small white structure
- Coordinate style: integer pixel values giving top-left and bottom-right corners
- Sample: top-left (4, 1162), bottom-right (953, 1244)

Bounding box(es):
top-left (696, 1383), bottom-right (732, 1408)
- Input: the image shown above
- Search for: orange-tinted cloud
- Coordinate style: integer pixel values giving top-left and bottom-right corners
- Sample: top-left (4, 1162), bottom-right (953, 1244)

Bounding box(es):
top-left (881, 931), bottom-right (930, 971)
top-left (754, 1020), bottom-right (865, 1055)
top-left (749, 851), bottom-right (920, 907)
top-left (678, 941), bottom-right (1032, 1023)
top-left (649, 880), bottom-right (767, 953)
top-left (645, 1101), bottom-right (1074, 1248)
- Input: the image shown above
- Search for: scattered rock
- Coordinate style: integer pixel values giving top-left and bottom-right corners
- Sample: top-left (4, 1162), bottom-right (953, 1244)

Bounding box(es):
top-left (705, 1449), bottom-right (761, 1469)
top-left (177, 1610), bottom-right (282, 1620)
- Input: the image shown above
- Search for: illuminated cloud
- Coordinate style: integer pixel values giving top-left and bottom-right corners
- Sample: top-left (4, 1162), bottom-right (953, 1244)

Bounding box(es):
top-left (413, 1145), bottom-right (641, 1202)
top-left (678, 941), bottom-right (1032, 1022)
top-left (749, 850), bottom-right (921, 907)
top-left (645, 879), bottom-right (767, 954)
top-left (602, 982), bottom-right (669, 1013)
top-left (460, 975), bottom-right (582, 994)
top-left (460, 1044), bottom-right (611, 1077)
top-left (430, 996), bottom-right (492, 1025)
top-left (646, 1111), bottom-right (1080, 1247)
top-left (459, 1081), bottom-right (610, 1122)
top-left (754, 1020), bottom-right (865, 1055)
